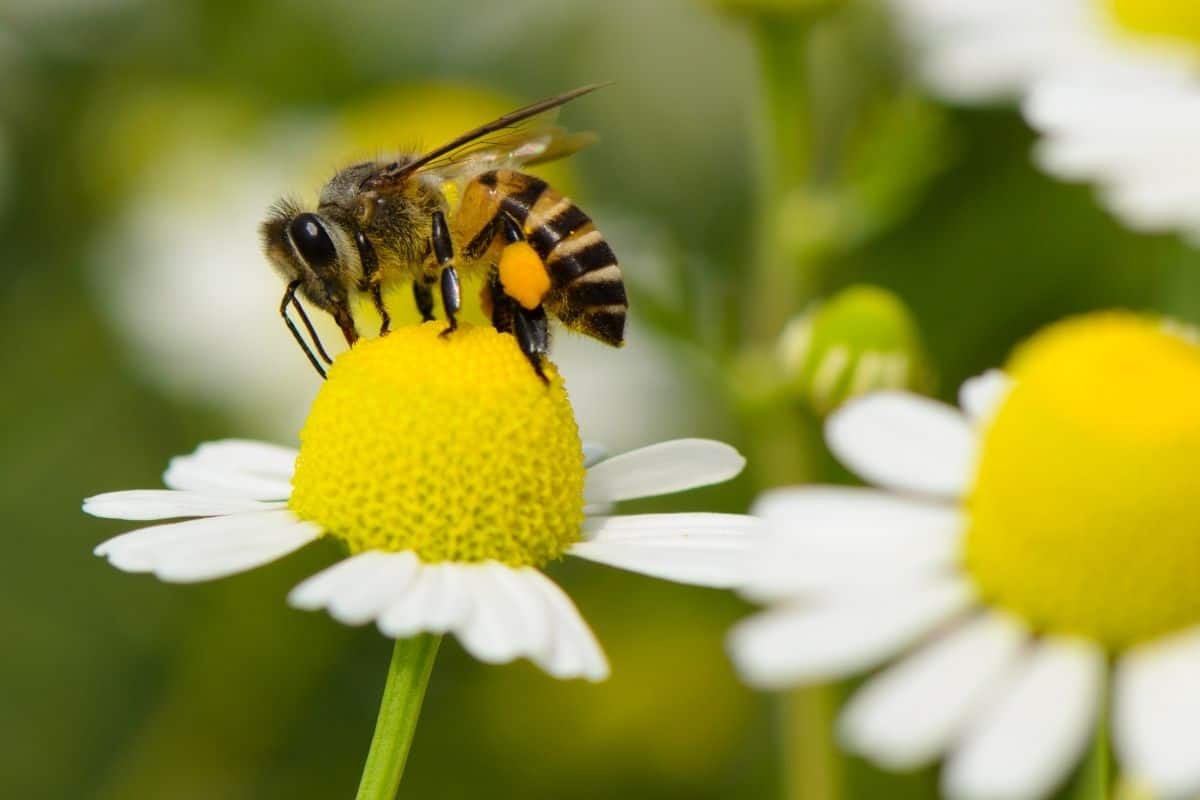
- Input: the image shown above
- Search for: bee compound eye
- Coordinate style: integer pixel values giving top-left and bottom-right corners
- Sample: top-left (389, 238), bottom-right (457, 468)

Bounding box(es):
top-left (289, 213), bottom-right (338, 268)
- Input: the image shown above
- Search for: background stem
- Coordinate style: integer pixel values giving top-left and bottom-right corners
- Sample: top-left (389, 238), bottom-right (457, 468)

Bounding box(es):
top-left (743, 13), bottom-right (840, 800)
top-left (747, 15), bottom-right (814, 349)
top-left (355, 635), bottom-right (441, 800)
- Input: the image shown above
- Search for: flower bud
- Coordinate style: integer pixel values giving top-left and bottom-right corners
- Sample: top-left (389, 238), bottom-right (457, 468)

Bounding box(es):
top-left (777, 284), bottom-right (931, 414)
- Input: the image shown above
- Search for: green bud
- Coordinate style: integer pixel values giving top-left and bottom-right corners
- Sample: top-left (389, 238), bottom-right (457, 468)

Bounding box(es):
top-left (777, 284), bottom-right (933, 415)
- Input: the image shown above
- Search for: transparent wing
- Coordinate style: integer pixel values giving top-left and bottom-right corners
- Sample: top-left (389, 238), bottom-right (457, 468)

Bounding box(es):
top-left (418, 120), bottom-right (597, 184)
top-left (361, 85), bottom-right (602, 193)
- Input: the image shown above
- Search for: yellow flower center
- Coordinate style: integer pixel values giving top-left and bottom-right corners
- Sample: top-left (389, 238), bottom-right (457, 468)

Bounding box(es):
top-left (1106, 0), bottom-right (1200, 47)
top-left (965, 312), bottom-right (1200, 649)
top-left (289, 322), bottom-right (585, 566)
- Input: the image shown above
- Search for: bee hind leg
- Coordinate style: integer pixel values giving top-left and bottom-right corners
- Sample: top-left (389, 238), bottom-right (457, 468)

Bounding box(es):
top-left (486, 266), bottom-right (549, 383)
top-left (514, 305), bottom-right (550, 384)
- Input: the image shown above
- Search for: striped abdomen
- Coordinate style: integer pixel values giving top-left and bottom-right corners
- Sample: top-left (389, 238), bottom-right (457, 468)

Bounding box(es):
top-left (478, 169), bottom-right (626, 346)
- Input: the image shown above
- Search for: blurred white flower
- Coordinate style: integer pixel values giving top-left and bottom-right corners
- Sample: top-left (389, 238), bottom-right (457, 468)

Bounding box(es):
top-left (731, 312), bottom-right (1200, 799)
top-left (887, 0), bottom-right (1200, 240)
top-left (91, 133), bottom-right (334, 439)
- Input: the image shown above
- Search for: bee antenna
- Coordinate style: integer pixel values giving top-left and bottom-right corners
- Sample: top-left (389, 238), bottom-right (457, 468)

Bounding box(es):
top-left (280, 280), bottom-right (332, 379)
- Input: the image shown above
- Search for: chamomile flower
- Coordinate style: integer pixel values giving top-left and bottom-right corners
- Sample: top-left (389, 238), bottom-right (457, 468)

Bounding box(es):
top-left (87, 323), bottom-right (759, 681)
top-left (730, 311), bottom-right (1200, 798)
top-left (887, 0), bottom-right (1200, 239)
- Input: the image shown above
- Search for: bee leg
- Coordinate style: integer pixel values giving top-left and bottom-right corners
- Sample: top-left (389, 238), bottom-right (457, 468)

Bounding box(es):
top-left (413, 279), bottom-right (435, 322)
top-left (431, 210), bottom-right (460, 337)
top-left (372, 284), bottom-right (390, 335)
top-left (280, 279), bottom-right (330, 379)
top-left (355, 231), bottom-right (389, 335)
top-left (486, 266), bottom-right (548, 383)
top-left (514, 305), bottom-right (550, 384)
top-left (485, 266), bottom-right (514, 335)
top-left (439, 266), bottom-right (461, 336)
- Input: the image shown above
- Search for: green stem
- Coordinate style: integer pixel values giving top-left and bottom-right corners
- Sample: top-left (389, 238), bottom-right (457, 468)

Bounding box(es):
top-left (782, 685), bottom-right (842, 800)
top-left (355, 635), bottom-right (441, 800)
top-left (747, 15), bottom-right (815, 348)
top-left (742, 14), bottom-right (842, 800)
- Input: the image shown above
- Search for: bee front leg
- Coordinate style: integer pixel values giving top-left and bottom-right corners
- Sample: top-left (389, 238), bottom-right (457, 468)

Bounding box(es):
top-left (413, 279), bottom-right (435, 322)
top-left (355, 231), bottom-right (390, 335)
top-left (431, 210), bottom-right (460, 336)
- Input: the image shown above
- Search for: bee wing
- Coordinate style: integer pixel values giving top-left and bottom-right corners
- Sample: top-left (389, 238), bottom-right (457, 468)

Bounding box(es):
top-left (361, 85), bottom-right (603, 193)
top-left (418, 124), bottom-right (597, 184)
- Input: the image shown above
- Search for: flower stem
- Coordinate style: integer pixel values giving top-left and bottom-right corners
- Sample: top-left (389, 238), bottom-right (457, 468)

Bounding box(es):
top-left (782, 685), bottom-right (841, 800)
top-left (743, 13), bottom-right (842, 800)
top-left (747, 14), bottom-right (815, 349)
top-left (355, 635), bottom-right (441, 800)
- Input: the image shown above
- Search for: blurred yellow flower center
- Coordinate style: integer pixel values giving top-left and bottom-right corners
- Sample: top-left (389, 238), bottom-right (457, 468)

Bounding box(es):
top-left (1106, 0), bottom-right (1200, 46)
top-left (289, 323), bottom-right (585, 566)
top-left (965, 312), bottom-right (1200, 648)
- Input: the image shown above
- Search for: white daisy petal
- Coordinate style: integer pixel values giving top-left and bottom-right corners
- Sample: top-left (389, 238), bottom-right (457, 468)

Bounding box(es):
top-left (583, 439), bottom-right (746, 505)
top-left (745, 487), bottom-right (963, 600)
top-left (189, 439), bottom-right (298, 479)
top-left (570, 513), bottom-right (764, 588)
top-left (1114, 627), bottom-right (1200, 799)
top-left (326, 552), bottom-right (420, 626)
top-left (83, 490), bottom-right (284, 520)
top-left (96, 509), bottom-right (320, 582)
top-left (826, 392), bottom-right (975, 498)
top-left (423, 565), bottom-right (474, 633)
top-left (582, 442), bottom-right (609, 468)
top-left (943, 637), bottom-right (1105, 800)
top-left (523, 570), bottom-right (609, 682)
top-left (374, 563), bottom-right (476, 638)
top-left (289, 550), bottom-right (397, 610)
top-left (163, 457), bottom-right (293, 500)
top-left (454, 565), bottom-right (525, 663)
top-left (728, 578), bottom-right (975, 690)
top-left (839, 612), bottom-right (1029, 770)
top-left (454, 563), bottom-right (553, 666)
top-left (958, 370), bottom-right (1011, 426)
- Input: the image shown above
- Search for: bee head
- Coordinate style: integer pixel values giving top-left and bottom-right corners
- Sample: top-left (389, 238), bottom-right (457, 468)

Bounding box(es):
top-left (261, 198), bottom-right (361, 343)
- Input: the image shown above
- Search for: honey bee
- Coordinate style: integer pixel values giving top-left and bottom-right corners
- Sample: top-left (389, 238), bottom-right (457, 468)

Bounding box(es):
top-left (261, 85), bottom-right (626, 380)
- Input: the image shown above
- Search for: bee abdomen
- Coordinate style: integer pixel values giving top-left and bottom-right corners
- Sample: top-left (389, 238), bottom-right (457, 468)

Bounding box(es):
top-left (522, 197), bottom-right (627, 347)
top-left (482, 169), bottom-right (626, 346)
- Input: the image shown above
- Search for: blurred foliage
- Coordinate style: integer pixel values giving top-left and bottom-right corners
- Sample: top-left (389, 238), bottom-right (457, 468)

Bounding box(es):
top-left (1, 0), bottom-right (1197, 799)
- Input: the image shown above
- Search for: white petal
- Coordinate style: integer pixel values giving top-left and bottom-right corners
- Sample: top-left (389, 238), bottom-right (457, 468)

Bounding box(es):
top-left (455, 563), bottom-right (554, 666)
top-left (289, 550), bottom-right (397, 610)
top-left (569, 513), bottom-right (764, 588)
top-left (163, 461), bottom-right (292, 500)
top-left (582, 442), bottom-right (608, 468)
top-left (1114, 627), bottom-right (1200, 799)
top-left (584, 439), bottom-right (745, 505)
top-left (83, 490), bottom-right (284, 520)
top-left (728, 578), bottom-right (975, 690)
top-left (191, 439), bottom-right (298, 478)
top-left (523, 570), bottom-right (609, 682)
top-left (943, 637), bottom-right (1105, 800)
top-left (839, 613), bottom-right (1029, 770)
top-left (958, 370), bottom-right (1011, 427)
top-left (745, 487), bottom-right (963, 600)
top-left (162, 439), bottom-right (296, 500)
top-left (95, 509), bottom-right (320, 582)
top-left (376, 563), bottom-right (474, 638)
top-left (326, 552), bottom-right (420, 626)
top-left (826, 392), bottom-right (975, 498)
